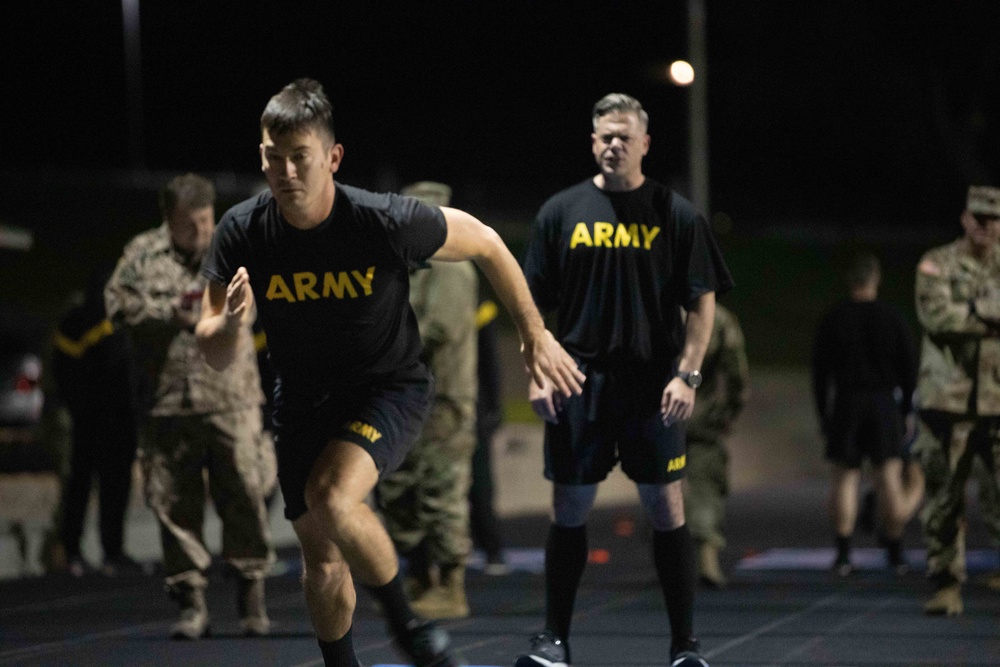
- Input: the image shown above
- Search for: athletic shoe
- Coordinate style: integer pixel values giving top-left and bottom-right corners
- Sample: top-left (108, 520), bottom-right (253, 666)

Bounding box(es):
top-left (67, 557), bottom-right (93, 578)
top-left (671, 638), bottom-right (709, 667)
top-left (395, 620), bottom-right (457, 667)
top-left (831, 556), bottom-right (853, 577)
top-left (513, 630), bottom-right (569, 667)
top-left (484, 553), bottom-right (510, 576)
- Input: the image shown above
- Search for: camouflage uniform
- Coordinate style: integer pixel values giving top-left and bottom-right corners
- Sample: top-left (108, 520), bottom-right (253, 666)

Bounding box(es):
top-left (378, 261), bottom-right (478, 568)
top-left (378, 182), bottom-right (479, 618)
top-left (105, 223), bottom-right (273, 593)
top-left (913, 211), bottom-right (1000, 589)
top-left (683, 305), bottom-right (750, 552)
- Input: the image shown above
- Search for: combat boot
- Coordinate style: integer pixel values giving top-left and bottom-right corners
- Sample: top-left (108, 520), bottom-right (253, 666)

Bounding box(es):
top-left (405, 568), bottom-right (435, 601)
top-left (411, 566), bottom-right (469, 619)
top-left (698, 542), bottom-right (726, 589)
top-left (924, 583), bottom-right (963, 616)
top-left (238, 576), bottom-right (271, 636)
top-left (169, 584), bottom-right (210, 639)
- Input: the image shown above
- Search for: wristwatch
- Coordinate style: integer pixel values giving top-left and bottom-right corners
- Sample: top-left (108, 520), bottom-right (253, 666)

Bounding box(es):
top-left (678, 370), bottom-right (702, 389)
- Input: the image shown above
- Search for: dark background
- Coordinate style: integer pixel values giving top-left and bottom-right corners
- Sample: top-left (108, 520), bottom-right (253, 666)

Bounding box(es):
top-left (2, 0), bottom-right (999, 365)
top-left (5, 1), bottom-right (998, 220)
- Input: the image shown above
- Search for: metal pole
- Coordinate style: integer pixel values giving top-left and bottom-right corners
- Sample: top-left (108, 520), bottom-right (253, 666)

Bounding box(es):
top-left (688, 0), bottom-right (709, 214)
top-left (122, 0), bottom-right (144, 168)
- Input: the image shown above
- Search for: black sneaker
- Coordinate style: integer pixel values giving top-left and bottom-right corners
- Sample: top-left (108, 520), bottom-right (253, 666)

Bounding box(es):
top-left (514, 630), bottom-right (569, 667)
top-left (831, 556), bottom-right (853, 577)
top-left (671, 638), bottom-right (709, 666)
top-left (395, 620), bottom-right (457, 667)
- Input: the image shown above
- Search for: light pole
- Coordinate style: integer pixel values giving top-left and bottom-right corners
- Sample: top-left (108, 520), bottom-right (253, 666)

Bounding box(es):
top-left (122, 0), bottom-right (144, 168)
top-left (687, 0), bottom-right (710, 215)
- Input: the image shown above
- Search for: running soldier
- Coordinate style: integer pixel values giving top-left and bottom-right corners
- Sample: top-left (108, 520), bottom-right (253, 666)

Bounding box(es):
top-left (515, 93), bottom-right (733, 667)
top-left (378, 181), bottom-right (479, 620)
top-left (196, 79), bottom-right (583, 667)
top-left (105, 173), bottom-right (274, 639)
top-left (683, 303), bottom-right (749, 589)
top-left (913, 185), bottom-right (1000, 615)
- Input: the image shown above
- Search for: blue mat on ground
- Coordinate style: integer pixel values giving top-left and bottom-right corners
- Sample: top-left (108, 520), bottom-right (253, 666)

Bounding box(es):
top-left (465, 547), bottom-right (544, 573)
top-left (737, 547), bottom-right (1000, 571)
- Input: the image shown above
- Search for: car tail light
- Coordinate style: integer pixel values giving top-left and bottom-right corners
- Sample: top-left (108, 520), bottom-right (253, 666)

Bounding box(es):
top-left (15, 373), bottom-right (38, 393)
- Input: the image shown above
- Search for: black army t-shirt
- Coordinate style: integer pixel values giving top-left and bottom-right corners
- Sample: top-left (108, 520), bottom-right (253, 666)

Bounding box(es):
top-left (523, 178), bottom-right (733, 375)
top-left (202, 182), bottom-right (447, 403)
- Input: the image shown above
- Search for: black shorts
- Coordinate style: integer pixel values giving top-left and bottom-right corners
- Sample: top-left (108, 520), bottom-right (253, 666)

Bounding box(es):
top-left (272, 364), bottom-right (433, 522)
top-left (544, 366), bottom-right (686, 485)
top-left (825, 389), bottom-right (904, 468)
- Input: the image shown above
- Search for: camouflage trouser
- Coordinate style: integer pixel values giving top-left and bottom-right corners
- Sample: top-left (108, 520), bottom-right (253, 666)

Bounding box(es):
top-left (913, 412), bottom-right (1000, 585)
top-left (258, 429), bottom-right (278, 500)
top-left (378, 400), bottom-right (476, 567)
top-left (140, 408), bottom-right (274, 592)
top-left (683, 437), bottom-right (730, 549)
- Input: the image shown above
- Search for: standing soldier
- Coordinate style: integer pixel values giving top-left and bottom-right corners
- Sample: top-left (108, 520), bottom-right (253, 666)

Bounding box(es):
top-left (378, 181), bottom-right (480, 620)
top-left (683, 303), bottom-right (749, 589)
top-left (51, 262), bottom-right (141, 577)
top-left (105, 173), bottom-right (274, 638)
top-left (913, 184), bottom-right (1000, 616)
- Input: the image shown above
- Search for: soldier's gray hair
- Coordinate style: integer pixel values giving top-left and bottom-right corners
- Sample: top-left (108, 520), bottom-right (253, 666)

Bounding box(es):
top-left (159, 173), bottom-right (215, 218)
top-left (592, 93), bottom-right (649, 131)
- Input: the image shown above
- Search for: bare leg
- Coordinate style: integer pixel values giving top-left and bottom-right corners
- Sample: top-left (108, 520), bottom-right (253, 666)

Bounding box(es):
top-left (293, 512), bottom-right (356, 641)
top-left (293, 438), bottom-right (400, 643)
top-left (829, 464), bottom-right (861, 537)
top-left (303, 439), bottom-right (400, 587)
top-left (901, 460), bottom-right (926, 520)
top-left (875, 458), bottom-right (906, 540)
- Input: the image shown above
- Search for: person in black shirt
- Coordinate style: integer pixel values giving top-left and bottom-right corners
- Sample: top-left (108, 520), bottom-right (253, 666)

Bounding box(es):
top-left (197, 79), bottom-right (583, 667)
top-left (516, 93), bottom-right (733, 667)
top-left (51, 263), bottom-right (141, 577)
top-left (812, 251), bottom-right (922, 576)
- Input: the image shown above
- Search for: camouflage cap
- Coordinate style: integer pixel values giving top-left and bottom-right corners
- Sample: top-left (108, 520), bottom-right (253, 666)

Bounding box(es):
top-left (967, 185), bottom-right (1000, 217)
top-left (401, 181), bottom-right (452, 207)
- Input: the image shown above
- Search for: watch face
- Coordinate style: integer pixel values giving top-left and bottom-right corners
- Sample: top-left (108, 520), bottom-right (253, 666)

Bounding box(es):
top-left (685, 370), bottom-right (702, 388)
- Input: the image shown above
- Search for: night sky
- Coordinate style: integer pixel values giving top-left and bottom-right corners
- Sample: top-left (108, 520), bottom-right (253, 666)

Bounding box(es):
top-left (5, 1), bottom-right (999, 225)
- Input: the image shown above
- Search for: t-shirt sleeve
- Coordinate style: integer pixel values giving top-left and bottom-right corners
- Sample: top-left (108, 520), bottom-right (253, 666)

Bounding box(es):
top-left (673, 198), bottom-right (735, 306)
top-left (201, 211), bottom-right (244, 286)
top-left (523, 203), bottom-right (561, 311)
top-left (384, 194), bottom-right (448, 268)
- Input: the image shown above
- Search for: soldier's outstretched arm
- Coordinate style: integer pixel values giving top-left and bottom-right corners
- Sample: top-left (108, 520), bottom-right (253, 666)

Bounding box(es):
top-left (432, 207), bottom-right (585, 397)
top-left (196, 266), bottom-right (254, 371)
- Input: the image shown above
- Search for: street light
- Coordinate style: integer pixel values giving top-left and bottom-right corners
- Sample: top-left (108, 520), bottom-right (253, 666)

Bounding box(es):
top-left (122, 0), bottom-right (144, 168)
top-left (669, 60), bottom-right (695, 86)
top-left (686, 0), bottom-right (709, 215)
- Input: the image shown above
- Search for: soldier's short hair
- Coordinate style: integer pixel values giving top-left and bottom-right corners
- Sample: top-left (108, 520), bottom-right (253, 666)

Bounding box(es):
top-left (967, 185), bottom-right (1000, 218)
top-left (261, 78), bottom-right (336, 145)
top-left (592, 93), bottom-right (649, 131)
top-left (159, 173), bottom-right (215, 218)
top-left (844, 251), bottom-right (880, 289)
top-left (401, 181), bottom-right (452, 207)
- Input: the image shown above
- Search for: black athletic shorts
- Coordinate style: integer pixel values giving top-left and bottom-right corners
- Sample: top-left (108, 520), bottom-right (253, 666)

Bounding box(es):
top-left (272, 363), bottom-right (433, 522)
top-left (825, 389), bottom-right (904, 468)
top-left (544, 365), bottom-right (686, 485)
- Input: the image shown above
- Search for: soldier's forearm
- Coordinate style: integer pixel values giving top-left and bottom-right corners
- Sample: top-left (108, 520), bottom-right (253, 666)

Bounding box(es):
top-left (195, 313), bottom-right (242, 371)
